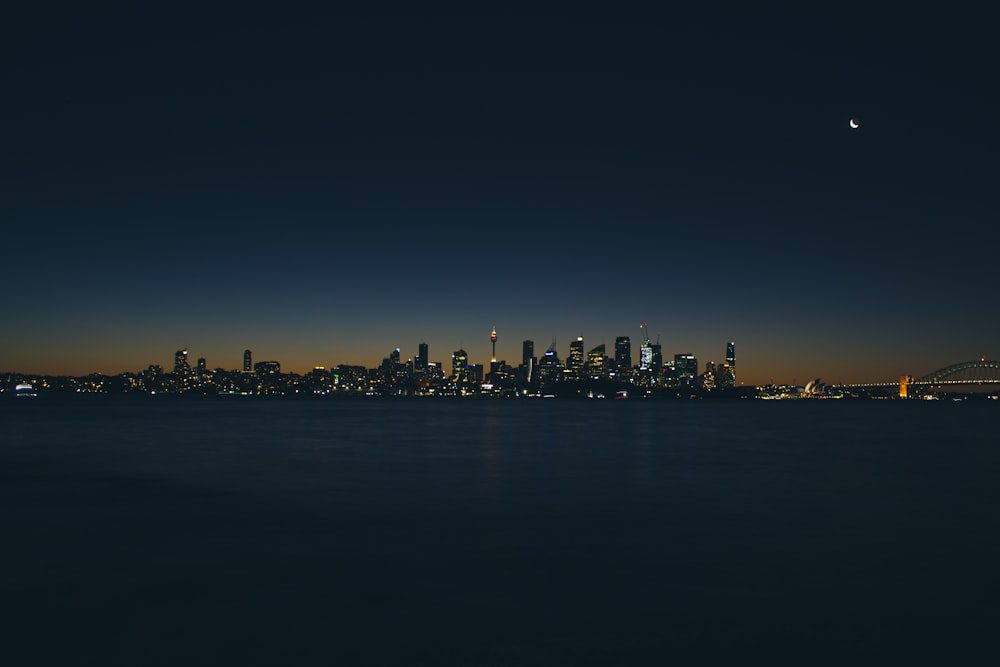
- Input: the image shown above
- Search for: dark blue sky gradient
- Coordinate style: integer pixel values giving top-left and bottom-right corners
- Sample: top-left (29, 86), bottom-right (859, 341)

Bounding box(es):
top-left (4, 8), bottom-right (997, 383)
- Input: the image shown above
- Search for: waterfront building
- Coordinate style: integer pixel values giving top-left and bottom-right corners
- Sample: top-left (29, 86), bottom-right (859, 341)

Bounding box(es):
top-left (639, 340), bottom-right (653, 371)
top-left (674, 353), bottom-right (698, 387)
top-left (614, 337), bottom-right (632, 373)
top-left (452, 349), bottom-right (468, 380)
top-left (521, 340), bottom-right (536, 381)
top-left (701, 361), bottom-right (716, 390)
top-left (568, 336), bottom-right (585, 377)
top-left (174, 349), bottom-right (190, 376)
top-left (537, 340), bottom-right (564, 384)
top-left (720, 341), bottom-right (737, 388)
top-left (254, 360), bottom-right (281, 375)
top-left (651, 342), bottom-right (663, 375)
top-left (587, 344), bottom-right (606, 378)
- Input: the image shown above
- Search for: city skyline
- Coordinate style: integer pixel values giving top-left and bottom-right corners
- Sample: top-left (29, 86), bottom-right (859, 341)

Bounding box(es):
top-left (1, 327), bottom-right (991, 389)
top-left (4, 9), bottom-right (996, 385)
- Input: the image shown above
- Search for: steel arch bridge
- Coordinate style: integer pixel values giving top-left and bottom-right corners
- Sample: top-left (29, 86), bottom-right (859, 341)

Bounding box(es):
top-left (914, 360), bottom-right (1000, 385)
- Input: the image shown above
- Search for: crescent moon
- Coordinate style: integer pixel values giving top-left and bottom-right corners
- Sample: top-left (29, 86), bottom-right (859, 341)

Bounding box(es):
top-left (849, 119), bottom-right (860, 129)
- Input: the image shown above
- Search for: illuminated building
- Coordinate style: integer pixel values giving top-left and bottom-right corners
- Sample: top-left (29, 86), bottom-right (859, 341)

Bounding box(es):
top-left (717, 341), bottom-right (736, 389)
top-left (614, 337), bottom-right (631, 373)
top-left (452, 349), bottom-right (468, 379)
top-left (640, 340), bottom-right (653, 371)
top-left (243, 349), bottom-right (252, 374)
top-left (196, 357), bottom-right (207, 375)
top-left (522, 340), bottom-right (535, 381)
top-left (674, 354), bottom-right (697, 386)
top-left (537, 339), bottom-right (564, 383)
top-left (490, 326), bottom-right (498, 363)
top-left (254, 360), bottom-right (281, 375)
top-left (701, 361), bottom-right (716, 390)
top-left (568, 336), bottom-right (585, 377)
top-left (651, 342), bottom-right (662, 374)
top-left (587, 344), bottom-right (606, 377)
top-left (174, 349), bottom-right (190, 376)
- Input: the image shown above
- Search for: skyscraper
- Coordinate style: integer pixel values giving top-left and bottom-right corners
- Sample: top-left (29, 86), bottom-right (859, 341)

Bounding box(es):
top-left (674, 353), bottom-right (698, 386)
top-left (537, 339), bottom-right (563, 384)
top-left (174, 349), bottom-right (189, 376)
top-left (721, 341), bottom-right (736, 389)
top-left (614, 336), bottom-right (632, 373)
top-left (587, 344), bottom-right (606, 377)
top-left (417, 342), bottom-right (428, 370)
top-left (522, 340), bottom-right (535, 382)
top-left (640, 340), bottom-right (653, 371)
top-left (568, 336), bottom-right (585, 376)
top-left (243, 349), bottom-right (252, 374)
top-left (452, 349), bottom-right (468, 379)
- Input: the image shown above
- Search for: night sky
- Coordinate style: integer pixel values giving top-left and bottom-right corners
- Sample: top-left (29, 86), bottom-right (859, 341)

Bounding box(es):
top-left (4, 8), bottom-right (997, 384)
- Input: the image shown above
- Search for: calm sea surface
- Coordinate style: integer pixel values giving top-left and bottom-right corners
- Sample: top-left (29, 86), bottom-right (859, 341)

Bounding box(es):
top-left (2, 397), bottom-right (998, 665)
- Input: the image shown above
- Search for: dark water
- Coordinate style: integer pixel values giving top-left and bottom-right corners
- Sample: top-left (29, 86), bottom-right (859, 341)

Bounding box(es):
top-left (2, 397), bottom-right (998, 665)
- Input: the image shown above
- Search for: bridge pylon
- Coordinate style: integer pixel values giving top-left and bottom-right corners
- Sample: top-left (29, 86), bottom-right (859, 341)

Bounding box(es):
top-left (899, 375), bottom-right (914, 399)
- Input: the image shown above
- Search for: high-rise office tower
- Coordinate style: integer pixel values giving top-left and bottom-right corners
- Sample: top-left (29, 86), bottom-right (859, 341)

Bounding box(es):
top-left (640, 340), bottom-right (653, 371)
top-left (537, 339), bottom-right (563, 383)
top-left (568, 336), bottom-right (585, 375)
top-left (196, 357), bottom-right (207, 375)
top-left (174, 349), bottom-right (189, 376)
top-left (243, 349), bottom-right (252, 373)
top-left (651, 343), bottom-right (663, 373)
top-left (674, 353), bottom-right (698, 386)
top-left (452, 349), bottom-right (468, 379)
top-left (721, 341), bottom-right (737, 389)
top-left (615, 337), bottom-right (632, 373)
top-left (702, 361), bottom-right (716, 390)
top-left (417, 342), bottom-right (428, 370)
top-left (522, 340), bottom-right (534, 367)
top-left (522, 340), bottom-right (535, 382)
top-left (587, 344), bottom-right (606, 377)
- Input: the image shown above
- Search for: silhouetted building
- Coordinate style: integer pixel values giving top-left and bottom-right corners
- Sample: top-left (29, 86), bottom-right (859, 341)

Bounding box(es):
top-left (174, 349), bottom-right (190, 376)
top-left (701, 361), bottom-right (716, 390)
top-left (254, 360), bottom-right (281, 375)
top-left (720, 341), bottom-right (736, 389)
top-left (615, 337), bottom-right (631, 373)
top-left (521, 339), bottom-right (535, 381)
top-left (452, 349), bottom-right (468, 379)
top-left (537, 340), bottom-right (564, 384)
top-left (674, 353), bottom-right (697, 386)
top-left (196, 357), bottom-right (207, 375)
top-left (417, 342), bottom-right (428, 371)
top-left (587, 344), bottom-right (606, 377)
top-left (243, 349), bottom-right (252, 373)
top-left (568, 336), bottom-right (585, 377)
